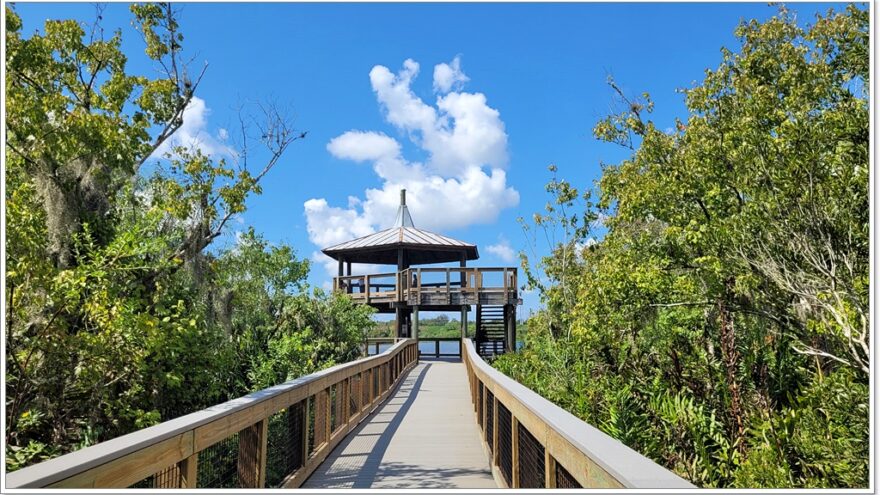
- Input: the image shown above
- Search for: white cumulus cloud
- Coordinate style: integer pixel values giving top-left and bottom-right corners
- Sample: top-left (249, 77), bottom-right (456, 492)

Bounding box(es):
top-left (304, 57), bottom-right (520, 278)
top-left (486, 238), bottom-right (517, 264)
top-left (433, 55), bottom-right (470, 93)
top-left (152, 97), bottom-right (236, 159)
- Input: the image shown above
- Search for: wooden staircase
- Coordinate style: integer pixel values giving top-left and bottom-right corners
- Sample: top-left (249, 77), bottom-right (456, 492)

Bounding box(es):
top-left (475, 305), bottom-right (507, 359)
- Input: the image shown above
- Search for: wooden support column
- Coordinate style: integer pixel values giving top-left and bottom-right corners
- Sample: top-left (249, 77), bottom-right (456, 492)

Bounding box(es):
top-left (337, 259), bottom-right (343, 277)
top-left (345, 262), bottom-right (351, 276)
top-left (314, 390), bottom-right (329, 447)
top-left (413, 306), bottom-right (420, 343)
top-left (395, 307), bottom-right (404, 339)
top-left (461, 306), bottom-right (467, 338)
top-left (460, 252), bottom-right (466, 286)
top-left (506, 304), bottom-right (516, 353)
top-left (475, 305), bottom-right (482, 343)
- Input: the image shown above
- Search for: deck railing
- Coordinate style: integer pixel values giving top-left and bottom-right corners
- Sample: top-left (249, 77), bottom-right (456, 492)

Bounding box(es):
top-left (364, 337), bottom-right (462, 358)
top-left (334, 272), bottom-right (398, 303)
top-left (6, 339), bottom-right (419, 489)
top-left (462, 338), bottom-right (695, 489)
top-left (335, 267), bottom-right (518, 306)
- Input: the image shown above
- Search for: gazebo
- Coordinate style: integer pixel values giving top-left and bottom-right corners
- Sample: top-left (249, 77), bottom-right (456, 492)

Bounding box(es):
top-left (323, 190), bottom-right (519, 356)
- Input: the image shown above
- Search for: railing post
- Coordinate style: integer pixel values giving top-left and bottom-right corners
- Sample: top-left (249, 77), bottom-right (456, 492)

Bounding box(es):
top-left (435, 339), bottom-right (440, 358)
top-left (512, 417), bottom-right (520, 488)
top-left (545, 452), bottom-right (557, 488)
top-left (314, 390), bottom-right (329, 448)
top-left (178, 453), bottom-right (198, 488)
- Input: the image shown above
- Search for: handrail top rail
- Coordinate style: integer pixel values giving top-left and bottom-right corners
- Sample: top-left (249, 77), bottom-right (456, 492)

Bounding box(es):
top-left (463, 338), bottom-right (694, 489)
top-left (335, 266), bottom-right (517, 278)
top-left (336, 273), bottom-right (396, 280)
top-left (402, 266), bottom-right (515, 273)
top-left (6, 339), bottom-right (416, 488)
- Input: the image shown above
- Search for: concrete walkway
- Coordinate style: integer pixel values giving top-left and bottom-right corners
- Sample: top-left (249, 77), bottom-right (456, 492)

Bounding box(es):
top-left (303, 358), bottom-right (497, 489)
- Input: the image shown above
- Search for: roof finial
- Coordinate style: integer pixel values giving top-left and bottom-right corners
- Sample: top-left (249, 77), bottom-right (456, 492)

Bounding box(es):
top-left (394, 188), bottom-right (415, 228)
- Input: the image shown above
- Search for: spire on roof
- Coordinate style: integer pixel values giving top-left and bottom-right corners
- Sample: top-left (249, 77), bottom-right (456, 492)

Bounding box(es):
top-left (394, 189), bottom-right (415, 228)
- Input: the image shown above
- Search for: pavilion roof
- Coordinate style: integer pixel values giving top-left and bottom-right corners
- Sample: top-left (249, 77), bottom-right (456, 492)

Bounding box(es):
top-left (321, 190), bottom-right (479, 265)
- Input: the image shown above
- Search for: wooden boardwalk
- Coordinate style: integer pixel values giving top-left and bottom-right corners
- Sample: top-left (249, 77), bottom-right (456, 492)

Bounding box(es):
top-left (303, 358), bottom-right (497, 489)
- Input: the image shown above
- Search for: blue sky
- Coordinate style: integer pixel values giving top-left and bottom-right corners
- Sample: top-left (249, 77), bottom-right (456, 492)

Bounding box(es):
top-left (13, 2), bottom-right (848, 317)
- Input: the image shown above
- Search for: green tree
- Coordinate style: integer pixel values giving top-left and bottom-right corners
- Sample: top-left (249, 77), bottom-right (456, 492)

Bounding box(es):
top-left (4, 3), bottom-right (313, 468)
top-left (498, 4), bottom-right (868, 488)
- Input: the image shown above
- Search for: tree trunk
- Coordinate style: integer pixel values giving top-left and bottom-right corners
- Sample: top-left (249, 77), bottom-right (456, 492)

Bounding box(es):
top-left (718, 277), bottom-right (745, 454)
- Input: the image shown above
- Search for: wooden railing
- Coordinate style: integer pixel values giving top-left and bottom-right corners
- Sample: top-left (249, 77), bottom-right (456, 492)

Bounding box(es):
top-left (364, 337), bottom-right (463, 358)
top-left (335, 267), bottom-right (518, 307)
top-left (419, 337), bottom-right (462, 358)
top-left (333, 272), bottom-right (398, 303)
top-left (462, 339), bottom-right (694, 489)
top-left (400, 267), bottom-right (517, 306)
top-left (363, 336), bottom-right (398, 355)
top-left (6, 340), bottom-right (419, 489)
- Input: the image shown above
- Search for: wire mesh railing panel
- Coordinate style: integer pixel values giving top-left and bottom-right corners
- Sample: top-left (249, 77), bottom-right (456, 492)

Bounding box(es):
top-left (373, 367), bottom-right (379, 398)
top-left (237, 422), bottom-right (262, 488)
top-left (498, 403), bottom-right (513, 486)
top-left (265, 400), bottom-right (306, 487)
top-left (477, 382), bottom-right (484, 428)
top-left (517, 422), bottom-right (545, 488)
top-left (307, 395), bottom-right (316, 458)
top-left (196, 431), bottom-right (240, 488)
top-left (362, 370), bottom-right (370, 406)
top-left (128, 475), bottom-right (154, 488)
top-left (486, 391), bottom-right (495, 454)
top-left (350, 374), bottom-right (360, 416)
top-left (128, 464), bottom-right (179, 488)
top-left (329, 384), bottom-right (338, 432)
top-left (556, 462), bottom-right (582, 489)
top-left (152, 464), bottom-right (181, 488)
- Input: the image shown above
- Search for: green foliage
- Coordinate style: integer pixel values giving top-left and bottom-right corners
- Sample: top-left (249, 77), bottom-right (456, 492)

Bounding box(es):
top-left (498, 4), bottom-right (868, 488)
top-left (4, 5), bottom-right (360, 473)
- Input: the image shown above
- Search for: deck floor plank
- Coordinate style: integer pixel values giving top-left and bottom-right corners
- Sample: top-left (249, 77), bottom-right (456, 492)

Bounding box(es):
top-left (302, 359), bottom-right (497, 489)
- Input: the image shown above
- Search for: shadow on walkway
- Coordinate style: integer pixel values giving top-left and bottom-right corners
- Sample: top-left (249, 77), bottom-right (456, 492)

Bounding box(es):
top-left (303, 363), bottom-right (431, 488)
top-left (350, 363), bottom-right (431, 488)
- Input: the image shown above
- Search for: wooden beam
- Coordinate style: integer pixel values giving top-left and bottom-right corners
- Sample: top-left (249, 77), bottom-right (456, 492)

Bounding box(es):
top-left (413, 306), bottom-right (420, 343)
